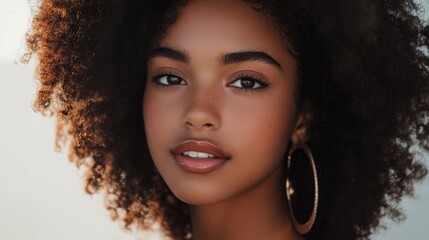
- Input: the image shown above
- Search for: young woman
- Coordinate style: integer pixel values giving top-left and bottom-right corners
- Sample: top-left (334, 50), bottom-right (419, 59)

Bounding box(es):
top-left (26, 0), bottom-right (429, 239)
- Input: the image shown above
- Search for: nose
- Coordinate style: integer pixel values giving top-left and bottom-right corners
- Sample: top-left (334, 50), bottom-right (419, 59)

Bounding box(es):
top-left (184, 86), bottom-right (221, 131)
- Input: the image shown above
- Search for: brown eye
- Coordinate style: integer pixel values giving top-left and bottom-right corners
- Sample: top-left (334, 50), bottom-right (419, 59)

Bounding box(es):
top-left (240, 79), bottom-right (256, 88)
top-left (229, 77), bottom-right (266, 89)
top-left (154, 74), bottom-right (186, 86)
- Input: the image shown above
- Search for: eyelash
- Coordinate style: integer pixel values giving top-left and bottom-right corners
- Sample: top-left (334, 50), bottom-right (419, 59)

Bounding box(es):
top-left (151, 72), bottom-right (269, 92)
top-left (228, 73), bottom-right (269, 92)
top-left (151, 71), bottom-right (186, 87)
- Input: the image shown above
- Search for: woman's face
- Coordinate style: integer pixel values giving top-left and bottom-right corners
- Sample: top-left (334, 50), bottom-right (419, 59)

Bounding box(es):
top-left (143, 0), bottom-right (305, 205)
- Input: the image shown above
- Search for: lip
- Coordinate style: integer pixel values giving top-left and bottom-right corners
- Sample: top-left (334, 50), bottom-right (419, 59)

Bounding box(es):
top-left (172, 139), bottom-right (231, 173)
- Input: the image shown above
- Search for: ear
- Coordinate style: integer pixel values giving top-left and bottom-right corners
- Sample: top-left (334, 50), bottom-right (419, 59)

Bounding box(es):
top-left (291, 103), bottom-right (313, 145)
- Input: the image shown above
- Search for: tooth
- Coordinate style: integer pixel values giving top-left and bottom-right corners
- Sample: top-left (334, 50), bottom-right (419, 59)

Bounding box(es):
top-left (189, 151), bottom-right (198, 158)
top-left (182, 151), bottom-right (216, 158)
top-left (198, 152), bottom-right (209, 158)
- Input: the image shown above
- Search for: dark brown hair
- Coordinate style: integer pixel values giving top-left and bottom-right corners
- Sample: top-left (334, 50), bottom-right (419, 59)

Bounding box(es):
top-left (25, 0), bottom-right (429, 239)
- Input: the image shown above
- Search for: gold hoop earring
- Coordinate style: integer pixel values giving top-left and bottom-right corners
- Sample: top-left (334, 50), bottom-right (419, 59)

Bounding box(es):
top-left (286, 142), bottom-right (318, 235)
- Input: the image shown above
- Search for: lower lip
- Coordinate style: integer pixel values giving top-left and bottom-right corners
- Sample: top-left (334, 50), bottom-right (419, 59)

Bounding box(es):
top-left (174, 154), bottom-right (227, 173)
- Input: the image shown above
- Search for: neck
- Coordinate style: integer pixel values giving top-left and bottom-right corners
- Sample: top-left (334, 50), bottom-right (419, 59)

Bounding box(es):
top-left (189, 167), bottom-right (303, 240)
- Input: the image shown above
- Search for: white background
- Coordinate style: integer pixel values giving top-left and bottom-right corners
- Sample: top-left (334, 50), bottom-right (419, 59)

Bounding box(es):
top-left (0, 0), bottom-right (428, 239)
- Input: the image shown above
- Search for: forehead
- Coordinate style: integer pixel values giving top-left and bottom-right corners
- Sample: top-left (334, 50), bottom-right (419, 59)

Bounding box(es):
top-left (159, 0), bottom-right (288, 58)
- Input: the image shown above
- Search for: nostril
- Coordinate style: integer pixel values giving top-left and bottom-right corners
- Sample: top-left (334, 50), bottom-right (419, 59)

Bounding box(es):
top-left (202, 123), bottom-right (214, 128)
top-left (186, 121), bottom-right (193, 128)
top-left (185, 121), bottom-right (215, 129)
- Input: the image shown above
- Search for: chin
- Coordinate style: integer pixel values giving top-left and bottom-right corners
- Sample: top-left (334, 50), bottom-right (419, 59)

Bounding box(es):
top-left (167, 182), bottom-right (229, 206)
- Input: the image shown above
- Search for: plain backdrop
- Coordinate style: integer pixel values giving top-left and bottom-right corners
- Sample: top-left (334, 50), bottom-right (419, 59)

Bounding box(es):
top-left (1, 0), bottom-right (428, 239)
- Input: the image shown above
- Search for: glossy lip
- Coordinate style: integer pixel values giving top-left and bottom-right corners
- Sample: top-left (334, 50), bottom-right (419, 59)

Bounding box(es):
top-left (172, 139), bottom-right (231, 173)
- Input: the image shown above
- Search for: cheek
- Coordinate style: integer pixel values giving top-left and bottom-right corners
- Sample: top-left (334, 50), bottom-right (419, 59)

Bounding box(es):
top-left (143, 91), bottom-right (162, 143)
top-left (225, 91), bottom-right (297, 157)
top-left (216, 91), bottom-right (297, 190)
top-left (143, 89), bottom-right (179, 161)
top-left (143, 90), bottom-right (182, 191)
top-left (143, 86), bottom-right (183, 131)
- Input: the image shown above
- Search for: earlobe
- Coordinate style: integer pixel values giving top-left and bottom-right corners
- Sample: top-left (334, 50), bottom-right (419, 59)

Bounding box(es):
top-left (291, 106), bottom-right (313, 145)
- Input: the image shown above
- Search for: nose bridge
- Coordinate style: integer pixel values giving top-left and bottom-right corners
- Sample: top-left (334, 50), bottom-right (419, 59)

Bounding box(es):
top-left (184, 82), bottom-right (222, 130)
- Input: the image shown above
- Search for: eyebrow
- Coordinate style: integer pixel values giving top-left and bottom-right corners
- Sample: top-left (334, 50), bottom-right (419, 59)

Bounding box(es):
top-left (222, 51), bottom-right (282, 70)
top-left (148, 47), bottom-right (189, 63)
top-left (148, 47), bottom-right (282, 70)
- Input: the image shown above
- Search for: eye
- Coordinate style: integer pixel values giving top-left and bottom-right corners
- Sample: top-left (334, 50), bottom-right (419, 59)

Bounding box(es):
top-left (228, 76), bottom-right (268, 90)
top-left (153, 74), bottom-right (186, 86)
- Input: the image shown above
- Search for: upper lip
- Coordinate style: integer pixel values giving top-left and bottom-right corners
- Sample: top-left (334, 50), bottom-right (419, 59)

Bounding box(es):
top-left (172, 139), bottom-right (231, 159)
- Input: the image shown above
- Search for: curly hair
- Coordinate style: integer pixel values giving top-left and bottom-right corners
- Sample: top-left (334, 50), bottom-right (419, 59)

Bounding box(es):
top-left (25, 0), bottom-right (429, 239)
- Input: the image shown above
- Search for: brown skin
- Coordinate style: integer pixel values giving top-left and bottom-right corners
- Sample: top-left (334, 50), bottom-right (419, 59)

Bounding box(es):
top-left (26, 0), bottom-right (429, 238)
top-left (143, 0), bottom-right (309, 239)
